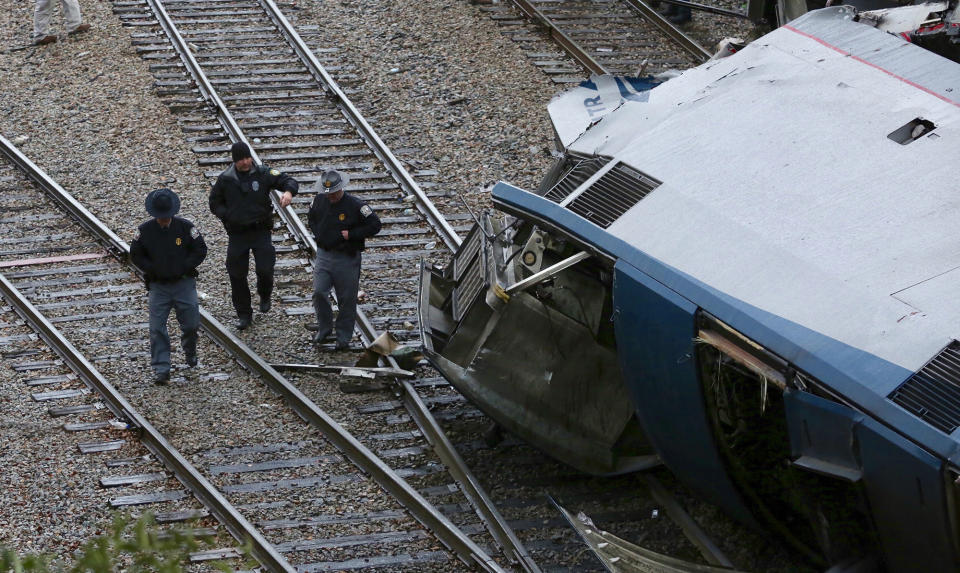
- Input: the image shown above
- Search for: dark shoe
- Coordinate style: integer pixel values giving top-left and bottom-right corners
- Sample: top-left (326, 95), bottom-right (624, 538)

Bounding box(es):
top-left (68, 23), bottom-right (91, 35)
top-left (186, 356), bottom-right (198, 368)
top-left (153, 371), bottom-right (170, 385)
top-left (236, 316), bottom-right (252, 330)
top-left (312, 331), bottom-right (332, 344)
top-left (335, 340), bottom-right (350, 351)
top-left (259, 298), bottom-right (271, 313)
top-left (33, 35), bottom-right (57, 45)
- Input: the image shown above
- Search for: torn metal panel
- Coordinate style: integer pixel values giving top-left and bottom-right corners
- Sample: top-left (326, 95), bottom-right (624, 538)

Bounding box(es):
top-left (547, 75), bottom-right (666, 149)
top-left (420, 7), bottom-right (960, 570)
top-left (552, 500), bottom-right (746, 572)
top-left (418, 212), bottom-right (655, 476)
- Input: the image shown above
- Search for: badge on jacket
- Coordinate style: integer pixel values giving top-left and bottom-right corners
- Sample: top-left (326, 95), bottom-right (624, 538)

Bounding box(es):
top-left (176, 237), bottom-right (182, 246)
top-left (252, 181), bottom-right (260, 192)
top-left (338, 213), bottom-right (346, 221)
top-left (270, 169), bottom-right (279, 176)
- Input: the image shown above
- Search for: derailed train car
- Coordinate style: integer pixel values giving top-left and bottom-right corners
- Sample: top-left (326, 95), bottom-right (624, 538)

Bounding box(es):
top-left (419, 5), bottom-right (960, 571)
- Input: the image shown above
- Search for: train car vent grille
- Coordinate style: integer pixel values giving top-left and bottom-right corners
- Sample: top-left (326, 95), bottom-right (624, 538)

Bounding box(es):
top-left (544, 157), bottom-right (608, 203)
top-left (453, 224), bottom-right (483, 281)
top-left (889, 341), bottom-right (960, 434)
top-left (567, 164), bottom-right (662, 228)
top-left (452, 235), bottom-right (488, 322)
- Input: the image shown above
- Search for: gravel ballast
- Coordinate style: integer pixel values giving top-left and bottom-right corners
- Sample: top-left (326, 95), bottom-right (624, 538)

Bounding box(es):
top-left (0, 0), bottom-right (804, 569)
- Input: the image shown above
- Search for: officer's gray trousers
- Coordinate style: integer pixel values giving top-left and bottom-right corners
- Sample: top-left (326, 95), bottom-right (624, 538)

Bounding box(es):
top-left (312, 249), bottom-right (361, 345)
top-left (149, 277), bottom-right (199, 375)
top-left (34, 0), bottom-right (83, 39)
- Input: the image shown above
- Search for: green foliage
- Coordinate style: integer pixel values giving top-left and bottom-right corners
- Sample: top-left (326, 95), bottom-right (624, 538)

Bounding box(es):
top-left (0, 512), bottom-right (241, 573)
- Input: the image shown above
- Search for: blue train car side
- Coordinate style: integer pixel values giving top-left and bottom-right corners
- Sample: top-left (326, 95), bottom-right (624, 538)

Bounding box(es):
top-left (419, 6), bottom-right (960, 570)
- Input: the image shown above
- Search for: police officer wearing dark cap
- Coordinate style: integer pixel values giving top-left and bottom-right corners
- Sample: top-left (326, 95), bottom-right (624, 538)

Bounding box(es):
top-left (130, 188), bottom-right (208, 385)
top-left (307, 169), bottom-right (381, 350)
top-left (209, 141), bottom-right (299, 330)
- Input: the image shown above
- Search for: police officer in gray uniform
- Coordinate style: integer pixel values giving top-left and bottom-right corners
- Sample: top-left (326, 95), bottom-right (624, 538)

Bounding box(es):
top-left (209, 141), bottom-right (298, 330)
top-left (130, 188), bottom-right (208, 385)
top-left (308, 170), bottom-right (381, 350)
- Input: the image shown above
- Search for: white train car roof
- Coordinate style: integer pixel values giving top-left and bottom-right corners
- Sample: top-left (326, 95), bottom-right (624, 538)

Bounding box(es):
top-left (563, 7), bottom-right (960, 383)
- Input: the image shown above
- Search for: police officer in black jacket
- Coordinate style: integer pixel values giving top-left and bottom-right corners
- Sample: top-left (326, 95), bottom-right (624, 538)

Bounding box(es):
top-left (130, 188), bottom-right (208, 385)
top-left (307, 169), bottom-right (381, 350)
top-left (209, 141), bottom-right (298, 330)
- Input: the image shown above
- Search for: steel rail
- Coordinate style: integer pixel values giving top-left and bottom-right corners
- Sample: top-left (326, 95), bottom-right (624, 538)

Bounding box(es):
top-left (145, 0), bottom-right (534, 568)
top-left (508, 0), bottom-right (609, 75)
top-left (196, 309), bottom-right (504, 573)
top-left (250, 2), bottom-right (540, 568)
top-left (622, 0), bottom-right (712, 61)
top-left (645, 0), bottom-right (749, 19)
top-left (109, 3), bottom-right (506, 569)
top-left (0, 131), bottom-right (500, 570)
top-left (350, 305), bottom-right (542, 572)
top-left (143, 0), bottom-right (314, 251)
top-left (0, 136), bottom-right (296, 573)
top-left (258, 0), bottom-right (463, 252)
top-left (508, 0), bottom-right (710, 70)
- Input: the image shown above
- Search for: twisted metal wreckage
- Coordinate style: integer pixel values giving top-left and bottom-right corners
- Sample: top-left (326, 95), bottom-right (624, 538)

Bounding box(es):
top-left (419, 2), bottom-right (960, 571)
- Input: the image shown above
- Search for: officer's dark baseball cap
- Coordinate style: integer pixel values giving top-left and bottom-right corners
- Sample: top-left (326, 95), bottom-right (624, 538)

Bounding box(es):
top-left (316, 169), bottom-right (349, 194)
top-left (231, 141), bottom-right (252, 162)
top-left (145, 188), bottom-right (181, 218)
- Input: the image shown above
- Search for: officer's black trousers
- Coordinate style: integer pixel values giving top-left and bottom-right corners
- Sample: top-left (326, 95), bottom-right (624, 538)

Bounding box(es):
top-left (225, 229), bottom-right (275, 318)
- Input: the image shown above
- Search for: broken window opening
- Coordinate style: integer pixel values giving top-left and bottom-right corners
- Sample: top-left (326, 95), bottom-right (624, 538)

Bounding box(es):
top-left (696, 313), bottom-right (879, 565)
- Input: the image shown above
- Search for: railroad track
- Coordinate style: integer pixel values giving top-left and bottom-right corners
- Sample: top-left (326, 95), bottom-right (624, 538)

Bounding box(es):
top-left (98, 0), bottom-right (775, 570)
top-left (0, 136), bottom-right (513, 569)
top-left (0, 134), bottom-right (737, 571)
top-left (480, 0), bottom-right (755, 81)
top-left (0, 0), bottom-right (789, 570)
top-left (109, 0), bottom-right (548, 570)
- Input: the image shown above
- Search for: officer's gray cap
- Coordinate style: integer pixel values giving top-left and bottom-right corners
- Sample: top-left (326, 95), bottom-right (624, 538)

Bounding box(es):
top-left (316, 170), bottom-right (349, 195)
top-left (145, 188), bottom-right (181, 218)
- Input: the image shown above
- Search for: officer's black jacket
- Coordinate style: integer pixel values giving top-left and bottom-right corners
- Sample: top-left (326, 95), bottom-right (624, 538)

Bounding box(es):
top-left (307, 193), bottom-right (382, 254)
top-left (209, 163), bottom-right (299, 234)
top-left (130, 218), bottom-right (208, 284)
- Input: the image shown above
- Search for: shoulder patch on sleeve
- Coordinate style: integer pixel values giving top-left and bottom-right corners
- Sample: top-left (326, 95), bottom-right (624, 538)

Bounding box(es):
top-left (360, 204), bottom-right (373, 217)
top-left (190, 226), bottom-right (200, 239)
top-left (270, 169), bottom-right (280, 176)
top-left (134, 229), bottom-right (140, 241)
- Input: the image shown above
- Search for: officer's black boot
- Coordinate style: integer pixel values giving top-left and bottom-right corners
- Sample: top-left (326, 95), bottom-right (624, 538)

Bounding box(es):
top-left (236, 316), bottom-right (252, 330)
top-left (259, 298), bottom-right (271, 313)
